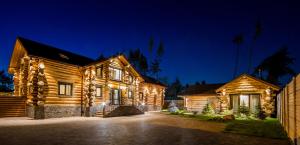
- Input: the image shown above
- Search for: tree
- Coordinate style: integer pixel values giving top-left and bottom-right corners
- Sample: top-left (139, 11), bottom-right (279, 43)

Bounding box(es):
top-left (96, 54), bottom-right (106, 61)
top-left (253, 46), bottom-right (295, 85)
top-left (165, 77), bottom-right (183, 100)
top-left (232, 33), bottom-right (244, 78)
top-left (128, 48), bottom-right (149, 75)
top-left (248, 20), bottom-right (262, 73)
top-left (157, 40), bottom-right (164, 60)
top-left (202, 103), bottom-right (215, 115)
top-left (148, 36), bottom-right (154, 55)
top-left (139, 54), bottom-right (149, 75)
top-left (150, 59), bottom-right (161, 79)
top-left (0, 70), bottom-right (13, 92)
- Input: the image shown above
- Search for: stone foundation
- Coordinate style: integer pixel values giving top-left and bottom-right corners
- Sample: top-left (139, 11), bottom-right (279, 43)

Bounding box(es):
top-left (26, 105), bottom-right (34, 118)
top-left (44, 105), bottom-right (82, 118)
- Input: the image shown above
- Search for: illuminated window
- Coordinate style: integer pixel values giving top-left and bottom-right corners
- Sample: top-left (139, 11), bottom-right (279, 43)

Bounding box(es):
top-left (58, 82), bottom-right (72, 96)
top-left (240, 95), bottom-right (249, 107)
top-left (96, 86), bottom-right (102, 97)
top-left (128, 90), bottom-right (133, 99)
top-left (128, 75), bottom-right (133, 83)
top-left (96, 66), bottom-right (103, 77)
top-left (109, 67), bottom-right (122, 81)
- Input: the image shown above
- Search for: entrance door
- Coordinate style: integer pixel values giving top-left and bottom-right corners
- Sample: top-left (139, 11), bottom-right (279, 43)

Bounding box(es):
top-left (111, 89), bottom-right (120, 105)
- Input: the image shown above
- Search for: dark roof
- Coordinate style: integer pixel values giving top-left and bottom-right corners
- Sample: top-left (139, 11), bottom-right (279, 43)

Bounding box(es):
top-left (142, 75), bottom-right (166, 87)
top-left (178, 83), bottom-right (225, 96)
top-left (18, 37), bottom-right (95, 66)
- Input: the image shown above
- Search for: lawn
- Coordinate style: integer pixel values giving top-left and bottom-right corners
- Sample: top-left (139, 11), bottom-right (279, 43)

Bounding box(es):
top-left (167, 111), bottom-right (288, 139)
top-left (224, 118), bottom-right (288, 139)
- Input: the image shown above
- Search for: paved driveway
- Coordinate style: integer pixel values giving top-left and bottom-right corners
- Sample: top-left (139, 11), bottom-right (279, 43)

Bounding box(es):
top-left (0, 112), bottom-right (289, 145)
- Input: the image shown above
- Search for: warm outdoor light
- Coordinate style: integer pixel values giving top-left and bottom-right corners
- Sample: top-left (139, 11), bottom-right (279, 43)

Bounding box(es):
top-left (222, 89), bottom-right (226, 96)
top-left (38, 62), bottom-right (45, 69)
top-left (101, 102), bottom-right (106, 106)
top-left (141, 102), bottom-right (145, 106)
top-left (265, 88), bottom-right (271, 95)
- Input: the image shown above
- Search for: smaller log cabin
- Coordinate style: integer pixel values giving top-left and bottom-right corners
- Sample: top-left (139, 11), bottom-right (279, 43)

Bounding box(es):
top-left (8, 37), bottom-right (166, 119)
top-left (179, 74), bottom-right (280, 116)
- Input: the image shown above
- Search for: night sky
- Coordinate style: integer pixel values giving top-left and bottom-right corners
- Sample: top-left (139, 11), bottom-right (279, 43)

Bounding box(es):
top-left (0, 0), bottom-right (298, 85)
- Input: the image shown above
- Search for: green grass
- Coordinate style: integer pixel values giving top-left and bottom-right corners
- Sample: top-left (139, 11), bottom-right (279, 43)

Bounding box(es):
top-left (224, 117), bottom-right (288, 139)
top-left (166, 111), bottom-right (288, 139)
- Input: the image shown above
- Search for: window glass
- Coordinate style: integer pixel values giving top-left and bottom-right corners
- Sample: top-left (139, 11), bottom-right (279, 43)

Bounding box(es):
top-left (240, 95), bottom-right (249, 107)
top-left (96, 87), bottom-right (102, 97)
top-left (128, 90), bottom-right (133, 98)
top-left (96, 66), bottom-right (102, 77)
top-left (58, 82), bottom-right (72, 96)
top-left (65, 84), bottom-right (71, 95)
top-left (250, 95), bottom-right (260, 113)
top-left (109, 67), bottom-right (122, 81)
top-left (59, 84), bottom-right (65, 95)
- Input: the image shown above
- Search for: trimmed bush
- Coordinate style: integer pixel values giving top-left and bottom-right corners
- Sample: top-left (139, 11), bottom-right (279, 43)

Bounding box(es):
top-left (202, 103), bottom-right (215, 115)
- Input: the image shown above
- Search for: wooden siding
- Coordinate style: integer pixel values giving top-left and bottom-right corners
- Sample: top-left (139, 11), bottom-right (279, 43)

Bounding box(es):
top-left (42, 59), bottom-right (83, 105)
top-left (140, 83), bottom-right (164, 108)
top-left (277, 74), bottom-right (300, 144)
top-left (184, 95), bottom-right (217, 112)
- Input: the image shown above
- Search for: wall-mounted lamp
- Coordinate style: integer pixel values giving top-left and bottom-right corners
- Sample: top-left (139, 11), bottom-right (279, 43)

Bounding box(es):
top-left (38, 62), bottom-right (45, 69)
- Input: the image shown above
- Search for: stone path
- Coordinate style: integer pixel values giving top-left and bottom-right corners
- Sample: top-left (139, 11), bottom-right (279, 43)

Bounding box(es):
top-left (0, 112), bottom-right (289, 145)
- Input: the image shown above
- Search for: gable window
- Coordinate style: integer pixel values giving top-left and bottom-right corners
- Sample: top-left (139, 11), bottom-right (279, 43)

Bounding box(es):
top-left (109, 67), bottom-right (122, 81)
top-left (58, 82), bottom-right (72, 96)
top-left (96, 86), bottom-right (102, 97)
top-left (128, 90), bottom-right (133, 99)
top-left (96, 66), bottom-right (103, 77)
top-left (128, 75), bottom-right (133, 83)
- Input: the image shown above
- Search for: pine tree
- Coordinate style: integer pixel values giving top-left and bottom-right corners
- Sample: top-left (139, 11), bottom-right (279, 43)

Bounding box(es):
top-left (202, 103), bottom-right (215, 115)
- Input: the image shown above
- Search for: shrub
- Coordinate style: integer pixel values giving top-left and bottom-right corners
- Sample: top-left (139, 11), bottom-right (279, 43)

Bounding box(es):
top-left (253, 105), bottom-right (267, 120)
top-left (238, 101), bottom-right (249, 115)
top-left (208, 116), bottom-right (225, 122)
top-left (202, 103), bottom-right (215, 115)
top-left (221, 109), bottom-right (233, 116)
top-left (168, 101), bottom-right (179, 113)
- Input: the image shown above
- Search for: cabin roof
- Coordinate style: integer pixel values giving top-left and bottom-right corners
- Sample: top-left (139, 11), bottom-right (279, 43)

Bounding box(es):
top-left (142, 75), bottom-right (167, 87)
top-left (215, 74), bottom-right (280, 92)
top-left (17, 37), bottom-right (95, 66)
top-left (178, 83), bottom-right (225, 96)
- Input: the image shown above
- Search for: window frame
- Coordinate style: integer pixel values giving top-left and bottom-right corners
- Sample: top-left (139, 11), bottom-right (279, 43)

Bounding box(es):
top-left (96, 65), bottom-right (103, 78)
top-left (139, 92), bottom-right (143, 101)
top-left (58, 82), bottom-right (73, 96)
top-left (109, 67), bottom-right (123, 81)
top-left (128, 90), bottom-right (133, 99)
top-left (96, 86), bottom-right (102, 98)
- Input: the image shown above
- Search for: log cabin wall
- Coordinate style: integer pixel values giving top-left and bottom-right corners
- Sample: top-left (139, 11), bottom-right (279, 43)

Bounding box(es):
top-left (30, 57), bottom-right (84, 118)
top-left (140, 83), bottom-right (164, 111)
top-left (216, 74), bottom-right (280, 116)
top-left (184, 95), bottom-right (218, 113)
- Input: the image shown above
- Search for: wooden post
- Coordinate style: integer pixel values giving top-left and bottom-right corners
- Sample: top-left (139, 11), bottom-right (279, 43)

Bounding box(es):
top-left (293, 77), bottom-right (297, 145)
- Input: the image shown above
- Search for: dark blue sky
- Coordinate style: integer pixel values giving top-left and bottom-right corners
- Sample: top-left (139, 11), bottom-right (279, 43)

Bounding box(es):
top-left (0, 0), bottom-right (298, 84)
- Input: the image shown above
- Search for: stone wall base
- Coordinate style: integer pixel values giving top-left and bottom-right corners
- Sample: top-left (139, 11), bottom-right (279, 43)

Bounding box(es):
top-left (145, 105), bottom-right (161, 111)
top-left (44, 105), bottom-right (82, 118)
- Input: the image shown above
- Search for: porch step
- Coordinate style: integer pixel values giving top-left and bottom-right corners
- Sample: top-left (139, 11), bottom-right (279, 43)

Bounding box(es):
top-left (95, 111), bottom-right (104, 117)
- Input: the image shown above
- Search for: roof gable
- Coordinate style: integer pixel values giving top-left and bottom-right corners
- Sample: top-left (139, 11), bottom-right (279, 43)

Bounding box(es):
top-left (216, 74), bottom-right (280, 93)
